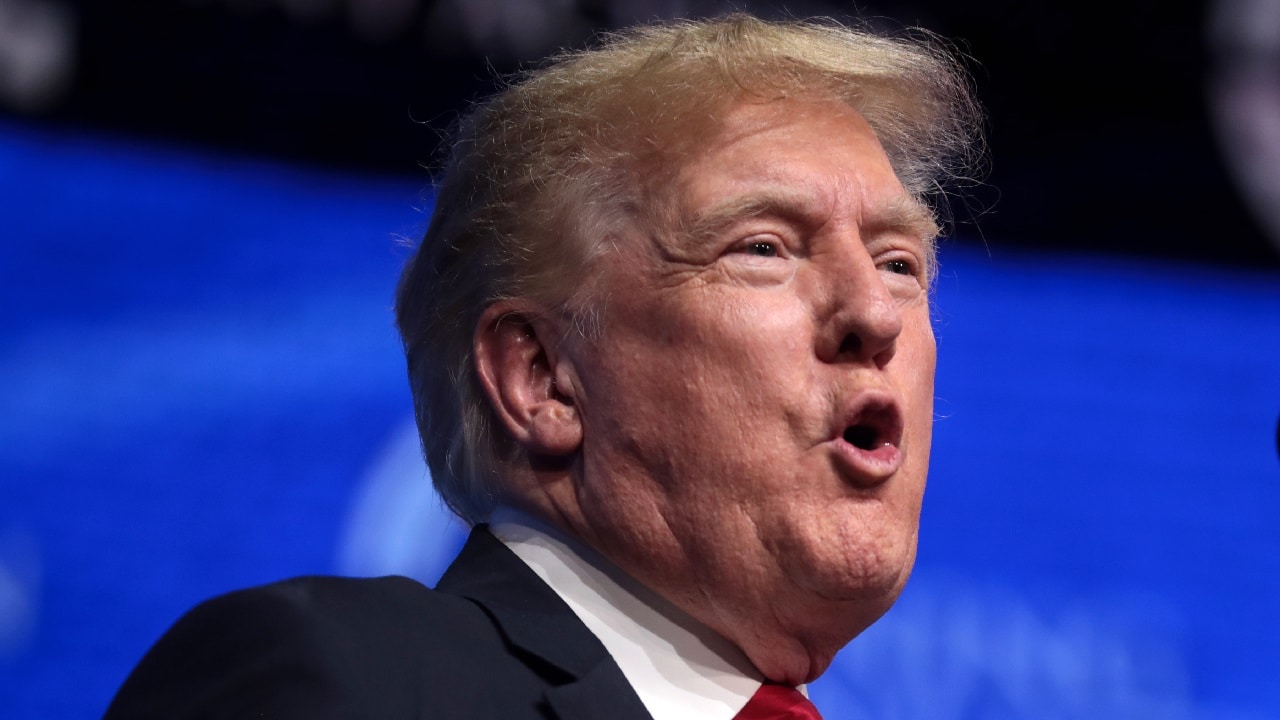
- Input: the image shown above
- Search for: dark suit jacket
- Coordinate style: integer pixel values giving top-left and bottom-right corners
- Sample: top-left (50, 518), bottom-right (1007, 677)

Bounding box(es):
top-left (103, 527), bottom-right (654, 720)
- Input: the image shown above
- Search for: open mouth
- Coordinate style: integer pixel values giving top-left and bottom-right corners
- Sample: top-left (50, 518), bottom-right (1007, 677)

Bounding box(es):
top-left (843, 424), bottom-right (883, 450)
top-left (839, 397), bottom-right (904, 455)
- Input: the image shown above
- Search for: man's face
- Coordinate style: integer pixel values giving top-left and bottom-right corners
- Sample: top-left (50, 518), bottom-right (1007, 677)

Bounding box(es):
top-left (555, 98), bottom-right (937, 678)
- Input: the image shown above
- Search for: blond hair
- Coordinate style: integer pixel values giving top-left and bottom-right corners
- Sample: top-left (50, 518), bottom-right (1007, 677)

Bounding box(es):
top-left (396, 14), bottom-right (983, 523)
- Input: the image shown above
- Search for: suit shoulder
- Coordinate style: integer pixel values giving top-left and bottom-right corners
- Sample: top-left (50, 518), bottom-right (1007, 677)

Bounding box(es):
top-left (169, 574), bottom-right (504, 668)
top-left (104, 575), bottom-right (506, 720)
top-left (246, 574), bottom-right (493, 639)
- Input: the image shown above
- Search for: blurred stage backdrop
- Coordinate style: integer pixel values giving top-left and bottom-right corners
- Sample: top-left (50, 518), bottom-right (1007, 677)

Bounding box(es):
top-left (2, 1), bottom-right (1279, 718)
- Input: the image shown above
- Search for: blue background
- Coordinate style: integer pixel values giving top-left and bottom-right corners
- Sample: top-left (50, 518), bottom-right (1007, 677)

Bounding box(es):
top-left (2, 119), bottom-right (1278, 719)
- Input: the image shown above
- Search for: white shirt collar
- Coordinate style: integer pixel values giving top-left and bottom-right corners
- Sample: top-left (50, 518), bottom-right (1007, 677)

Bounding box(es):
top-left (489, 506), bottom-right (765, 720)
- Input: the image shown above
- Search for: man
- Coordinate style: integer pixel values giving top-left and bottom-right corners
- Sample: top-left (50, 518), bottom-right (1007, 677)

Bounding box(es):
top-left (105, 13), bottom-right (981, 720)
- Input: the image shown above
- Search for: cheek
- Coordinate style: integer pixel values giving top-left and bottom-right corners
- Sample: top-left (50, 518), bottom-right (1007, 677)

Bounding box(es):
top-left (615, 290), bottom-right (812, 393)
top-left (582, 297), bottom-right (815, 486)
top-left (901, 310), bottom-right (937, 402)
top-left (703, 291), bottom-right (814, 371)
top-left (892, 309), bottom-right (935, 499)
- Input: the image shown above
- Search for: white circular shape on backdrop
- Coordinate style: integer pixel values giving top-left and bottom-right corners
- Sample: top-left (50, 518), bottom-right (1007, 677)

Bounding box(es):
top-left (335, 419), bottom-right (468, 586)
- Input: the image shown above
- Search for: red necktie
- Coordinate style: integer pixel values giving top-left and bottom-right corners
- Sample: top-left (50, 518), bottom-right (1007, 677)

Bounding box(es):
top-left (733, 683), bottom-right (824, 720)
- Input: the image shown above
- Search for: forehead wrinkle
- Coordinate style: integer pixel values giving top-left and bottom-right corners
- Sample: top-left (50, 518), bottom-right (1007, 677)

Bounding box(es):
top-left (683, 183), bottom-right (832, 244)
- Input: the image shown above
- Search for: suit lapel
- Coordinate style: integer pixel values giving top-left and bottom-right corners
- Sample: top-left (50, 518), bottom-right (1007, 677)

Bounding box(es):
top-left (437, 527), bottom-right (654, 720)
top-left (543, 660), bottom-right (656, 720)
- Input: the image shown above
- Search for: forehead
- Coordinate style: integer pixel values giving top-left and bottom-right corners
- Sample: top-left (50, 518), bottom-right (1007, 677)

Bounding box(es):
top-left (663, 99), bottom-right (935, 240)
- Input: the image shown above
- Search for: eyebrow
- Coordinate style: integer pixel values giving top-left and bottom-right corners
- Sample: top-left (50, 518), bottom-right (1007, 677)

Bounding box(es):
top-left (875, 194), bottom-right (940, 280)
top-left (683, 189), bottom-right (819, 244)
top-left (684, 188), bottom-right (939, 245)
top-left (873, 194), bottom-right (940, 243)
top-left (680, 188), bottom-right (940, 280)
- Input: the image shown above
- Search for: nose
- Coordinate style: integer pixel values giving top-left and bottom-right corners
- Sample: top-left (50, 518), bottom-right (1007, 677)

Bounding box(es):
top-left (816, 250), bottom-right (904, 368)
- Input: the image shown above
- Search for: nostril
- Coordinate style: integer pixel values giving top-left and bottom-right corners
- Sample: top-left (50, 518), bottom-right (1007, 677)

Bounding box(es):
top-left (837, 333), bottom-right (862, 357)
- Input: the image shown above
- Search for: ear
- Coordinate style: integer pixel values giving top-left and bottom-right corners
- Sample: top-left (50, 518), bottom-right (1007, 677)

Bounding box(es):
top-left (473, 301), bottom-right (583, 457)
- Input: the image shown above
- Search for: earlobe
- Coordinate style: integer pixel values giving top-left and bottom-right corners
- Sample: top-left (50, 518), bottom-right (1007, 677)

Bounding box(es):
top-left (474, 302), bottom-right (583, 457)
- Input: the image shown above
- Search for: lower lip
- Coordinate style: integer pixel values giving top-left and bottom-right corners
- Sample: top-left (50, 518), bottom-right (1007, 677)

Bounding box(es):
top-left (832, 439), bottom-right (903, 486)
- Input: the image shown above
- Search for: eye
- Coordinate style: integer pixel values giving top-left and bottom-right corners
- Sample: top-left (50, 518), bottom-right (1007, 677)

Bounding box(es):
top-left (743, 240), bottom-right (779, 257)
top-left (882, 259), bottom-right (913, 276)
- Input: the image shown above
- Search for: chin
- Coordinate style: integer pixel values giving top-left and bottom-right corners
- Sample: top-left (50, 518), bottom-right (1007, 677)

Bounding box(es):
top-left (798, 535), bottom-right (918, 617)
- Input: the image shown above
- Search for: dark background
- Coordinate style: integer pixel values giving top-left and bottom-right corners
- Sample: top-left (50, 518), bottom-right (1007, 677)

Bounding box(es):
top-left (5, 0), bottom-right (1278, 268)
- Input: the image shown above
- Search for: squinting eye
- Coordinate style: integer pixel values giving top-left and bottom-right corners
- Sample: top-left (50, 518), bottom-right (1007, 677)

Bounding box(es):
top-left (883, 259), bottom-right (912, 275)
top-left (745, 241), bottom-right (778, 257)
